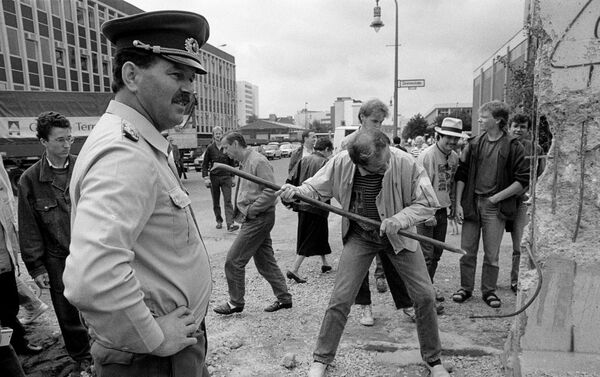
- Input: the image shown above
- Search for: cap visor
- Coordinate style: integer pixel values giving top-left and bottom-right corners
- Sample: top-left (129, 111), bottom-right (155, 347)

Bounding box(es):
top-left (162, 55), bottom-right (207, 75)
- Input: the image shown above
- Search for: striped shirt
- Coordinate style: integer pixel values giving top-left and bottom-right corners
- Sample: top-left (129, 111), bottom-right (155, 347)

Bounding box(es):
top-left (350, 169), bottom-right (384, 231)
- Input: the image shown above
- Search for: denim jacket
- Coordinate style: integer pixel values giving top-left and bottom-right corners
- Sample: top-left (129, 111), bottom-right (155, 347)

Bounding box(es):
top-left (18, 153), bottom-right (75, 278)
top-left (299, 148), bottom-right (439, 253)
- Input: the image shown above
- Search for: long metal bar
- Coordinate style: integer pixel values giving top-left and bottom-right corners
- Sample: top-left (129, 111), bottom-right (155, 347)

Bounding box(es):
top-left (212, 162), bottom-right (466, 255)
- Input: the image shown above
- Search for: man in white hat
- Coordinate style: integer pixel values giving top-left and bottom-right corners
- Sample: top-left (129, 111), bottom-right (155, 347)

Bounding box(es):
top-left (414, 118), bottom-right (462, 305)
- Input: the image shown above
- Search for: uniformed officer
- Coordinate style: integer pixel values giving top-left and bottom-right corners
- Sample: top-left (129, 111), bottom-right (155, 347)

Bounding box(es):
top-left (63, 11), bottom-right (212, 377)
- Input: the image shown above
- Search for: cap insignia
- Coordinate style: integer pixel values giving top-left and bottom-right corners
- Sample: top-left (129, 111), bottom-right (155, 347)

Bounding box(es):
top-left (122, 122), bottom-right (139, 142)
top-left (185, 38), bottom-right (200, 57)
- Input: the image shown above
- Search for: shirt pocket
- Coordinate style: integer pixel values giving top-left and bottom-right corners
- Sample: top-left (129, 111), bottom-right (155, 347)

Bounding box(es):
top-left (168, 187), bottom-right (195, 245)
top-left (34, 198), bottom-right (58, 226)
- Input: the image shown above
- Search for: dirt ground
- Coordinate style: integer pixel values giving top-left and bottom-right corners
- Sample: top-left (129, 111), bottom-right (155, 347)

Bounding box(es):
top-left (17, 171), bottom-right (519, 377)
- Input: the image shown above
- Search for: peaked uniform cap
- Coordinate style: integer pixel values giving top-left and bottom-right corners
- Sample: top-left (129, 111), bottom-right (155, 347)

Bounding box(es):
top-left (101, 10), bottom-right (209, 74)
top-left (434, 117), bottom-right (463, 138)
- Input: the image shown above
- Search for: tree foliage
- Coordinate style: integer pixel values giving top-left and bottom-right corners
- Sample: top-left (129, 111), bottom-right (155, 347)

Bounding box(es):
top-left (401, 113), bottom-right (429, 141)
top-left (310, 120), bottom-right (330, 133)
top-left (431, 109), bottom-right (472, 133)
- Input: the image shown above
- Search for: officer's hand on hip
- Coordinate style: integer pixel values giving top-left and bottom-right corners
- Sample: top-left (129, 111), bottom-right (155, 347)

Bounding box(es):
top-left (380, 217), bottom-right (404, 237)
top-left (151, 306), bottom-right (198, 357)
top-left (203, 178), bottom-right (211, 188)
top-left (34, 272), bottom-right (50, 289)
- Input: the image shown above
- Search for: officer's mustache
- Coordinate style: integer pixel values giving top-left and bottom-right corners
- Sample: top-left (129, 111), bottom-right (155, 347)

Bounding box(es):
top-left (171, 91), bottom-right (193, 107)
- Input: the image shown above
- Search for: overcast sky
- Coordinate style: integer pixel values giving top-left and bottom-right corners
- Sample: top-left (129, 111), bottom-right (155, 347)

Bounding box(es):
top-left (126, 0), bottom-right (526, 119)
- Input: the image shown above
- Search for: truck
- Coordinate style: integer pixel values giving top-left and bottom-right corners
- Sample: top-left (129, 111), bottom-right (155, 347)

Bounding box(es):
top-left (0, 91), bottom-right (114, 193)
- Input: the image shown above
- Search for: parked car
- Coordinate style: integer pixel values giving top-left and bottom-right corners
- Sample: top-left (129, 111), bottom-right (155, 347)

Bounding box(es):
top-left (194, 151), bottom-right (205, 172)
top-left (279, 143), bottom-right (294, 158)
top-left (261, 144), bottom-right (282, 160)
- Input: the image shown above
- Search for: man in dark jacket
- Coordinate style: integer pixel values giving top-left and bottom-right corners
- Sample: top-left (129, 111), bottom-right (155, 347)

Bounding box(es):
top-left (453, 101), bottom-right (529, 309)
top-left (288, 130), bottom-right (316, 174)
top-left (18, 111), bottom-right (92, 375)
top-left (202, 126), bottom-right (239, 231)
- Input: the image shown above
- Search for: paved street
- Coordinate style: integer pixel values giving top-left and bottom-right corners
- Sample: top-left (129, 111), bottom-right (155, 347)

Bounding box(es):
top-left (22, 155), bottom-right (519, 377)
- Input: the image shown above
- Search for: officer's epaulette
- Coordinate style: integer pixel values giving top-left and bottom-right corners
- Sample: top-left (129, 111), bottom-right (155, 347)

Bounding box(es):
top-left (121, 121), bottom-right (139, 142)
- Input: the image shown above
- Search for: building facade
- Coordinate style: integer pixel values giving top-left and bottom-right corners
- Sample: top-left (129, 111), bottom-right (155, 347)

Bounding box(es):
top-left (0, 0), bottom-right (236, 147)
top-left (294, 109), bottom-right (330, 130)
top-left (472, 29), bottom-right (528, 134)
top-left (236, 80), bottom-right (258, 128)
top-left (423, 103), bottom-right (472, 125)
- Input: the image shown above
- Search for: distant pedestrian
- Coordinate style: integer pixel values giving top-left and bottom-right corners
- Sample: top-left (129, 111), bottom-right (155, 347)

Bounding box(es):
top-left (415, 117), bottom-right (461, 308)
top-left (285, 138), bottom-right (334, 283)
top-left (288, 130), bottom-right (316, 174)
top-left (392, 136), bottom-right (407, 152)
top-left (410, 136), bottom-right (426, 158)
top-left (202, 126), bottom-right (239, 231)
top-left (213, 132), bottom-right (292, 315)
top-left (278, 129), bottom-right (449, 377)
top-left (506, 113), bottom-right (545, 294)
top-left (18, 111), bottom-right (93, 375)
top-left (453, 101), bottom-right (529, 309)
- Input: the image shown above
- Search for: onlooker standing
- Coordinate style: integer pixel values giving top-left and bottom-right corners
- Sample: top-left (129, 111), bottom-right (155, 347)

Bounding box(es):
top-left (278, 129), bottom-right (449, 377)
top-left (18, 111), bottom-right (92, 375)
top-left (202, 126), bottom-right (239, 232)
top-left (63, 11), bottom-right (213, 376)
top-left (213, 132), bottom-right (292, 315)
top-left (0, 155), bottom-right (42, 356)
top-left (167, 136), bottom-right (186, 180)
top-left (453, 101), bottom-right (529, 308)
top-left (392, 136), bottom-right (407, 152)
top-left (410, 136), bottom-right (426, 158)
top-left (415, 118), bottom-right (461, 305)
top-left (285, 138), bottom-right (334, 283)
top-left (288, 130), bottom-right (316, 174)
top-left (506, 114), bottom-right (545, 293)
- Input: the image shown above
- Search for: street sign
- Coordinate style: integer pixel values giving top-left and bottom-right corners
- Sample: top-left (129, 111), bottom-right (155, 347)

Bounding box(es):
top-left (398, 79), bottom-right (425, 88)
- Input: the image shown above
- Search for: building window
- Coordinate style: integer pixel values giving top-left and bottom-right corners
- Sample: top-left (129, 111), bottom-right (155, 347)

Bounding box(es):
top-left (58, 79), bottom-right (66, 90)
top-left (25, 39), bottom-right (37, 60)
top-left (81, 55), bottom-right (88, 71)
top-left (55, 49), bottom-right (64, 65)
top-left (76, 7), bottom-right (85, 25)
top-left (21, 4), bottom-right (35, 32)
top-left (68, 47), bottom-right (76, 68)
top-left (6, 28), bottom-right (19, 55)
top-left (50, 0), bottom-right (60, 16)
top-left (44, 76), bottom-right (54, 89)
top-left (40, 38), bottom-right (50, 63)
top-left (63, 0), bottom-right (72, 20)
top-left (29, 73), bottom-right (40, 87)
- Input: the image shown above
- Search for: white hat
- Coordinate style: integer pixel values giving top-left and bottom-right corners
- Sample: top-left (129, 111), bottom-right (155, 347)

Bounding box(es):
top-left (434, 117), bottom-right (463, 138)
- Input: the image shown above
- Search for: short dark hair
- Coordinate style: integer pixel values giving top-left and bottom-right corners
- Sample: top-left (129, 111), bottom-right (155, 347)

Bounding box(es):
top-left (509, 113), bottom-right (531, 129)
top-left (347, 128), bottom-right (390, 166)
top-left (36, 111), bottom-right (70, 140)
top-left (111, 49), bottom-right (159, 93)
top-left (358, 99), bottom-right (389, 123)
top-left (480, 100), bottom-right (510, 128)
top-left (392, 136), bottom-right (401, 144)
top-left (301, 130), bottom-right (315, 142)
top-left (314, 138), bottom-right (333, 152)
top-left (222, 132), bottom-right (247, 148)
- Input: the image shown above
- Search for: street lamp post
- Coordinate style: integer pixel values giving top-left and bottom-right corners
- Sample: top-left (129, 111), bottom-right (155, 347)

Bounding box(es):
top-left (370, 0), bottom-right (399, 140)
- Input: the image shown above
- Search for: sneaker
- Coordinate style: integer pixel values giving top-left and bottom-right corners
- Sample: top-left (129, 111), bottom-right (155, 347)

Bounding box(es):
top-left (308, 361), bottom-right (328, 377)
top-left (376, 277), bottom-right (388, 293)
top-left (19, 302), bottom-right (49, 325)
top-left (435, 286), bottom-right (445, 302)
top-left (511, 283), bottom-right (518, 294)
top-left (359, 304), bottom-right (374, 326)
top-left (403, 307), bottom-right (416, 322)
top-left (70, 359), bottom-right (93, 377)
top-left (264, 300), bottom-right (292, 312)
top-left (227, 224), bottom-right (239, 232)
top-left (216, 222), bottom-right (223, 229)
top-left (427, 363), bottom-right (451, 377)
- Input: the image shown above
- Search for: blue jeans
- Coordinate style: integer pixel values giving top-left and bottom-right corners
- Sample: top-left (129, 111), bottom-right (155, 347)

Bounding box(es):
top-left (45, 255), bottom-right (91, 361)
top-left (210, 175), bottom-right (234, 226)
top-left (355, 252), bottom-right (412, 309)
top-left (416, 208), bottom-right (448, 281)
top-left (224, 210), bottom-right (291, 307)
top-left (510, 200), bottom-right (528, 285)
top-left (313, 230), bottom-right (441, 364)
top-left (92, 322), bottom-right (208, 377)
top-left (460, 196), bottom-right (506, 296)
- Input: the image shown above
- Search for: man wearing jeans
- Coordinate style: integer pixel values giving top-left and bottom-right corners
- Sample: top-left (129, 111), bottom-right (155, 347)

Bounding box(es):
top-left (18, 111), bottom-right (92, 375)
top-left (453, 101), bottom-right (529, 308)
top-left (213, 132), bottom-right (292, 315)
top-left (415, 117), bottom-right (461, 308)
top-left (278, 129), bottom-right (450, 377)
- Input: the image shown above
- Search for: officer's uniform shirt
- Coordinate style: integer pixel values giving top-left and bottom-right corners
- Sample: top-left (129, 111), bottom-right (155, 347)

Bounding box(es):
top-left (63, 100), bottom-right (212, 354)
